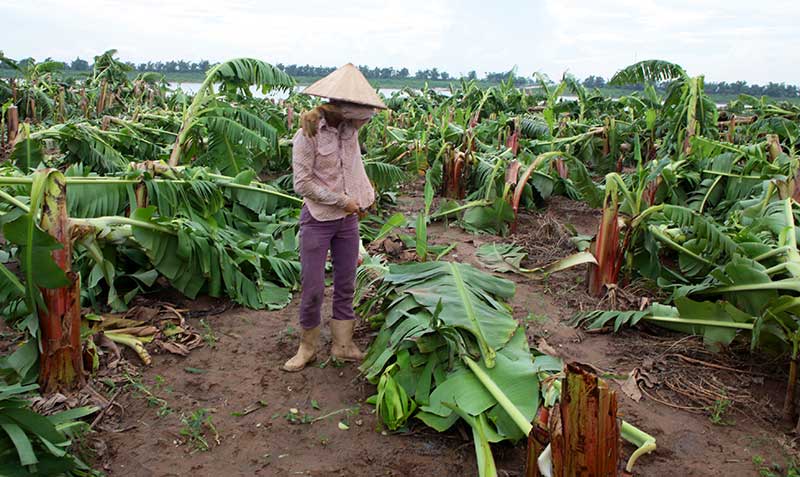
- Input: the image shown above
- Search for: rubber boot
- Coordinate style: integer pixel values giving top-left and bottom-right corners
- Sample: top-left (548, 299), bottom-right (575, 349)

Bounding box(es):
top-left (282, 327), bottom-right (320, 372)
top-left (330, 319), bottom-right (364, 362)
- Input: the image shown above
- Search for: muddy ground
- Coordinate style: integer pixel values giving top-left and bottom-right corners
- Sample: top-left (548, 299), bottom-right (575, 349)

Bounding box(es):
top-left (89, 194), bottom-right (798, 477)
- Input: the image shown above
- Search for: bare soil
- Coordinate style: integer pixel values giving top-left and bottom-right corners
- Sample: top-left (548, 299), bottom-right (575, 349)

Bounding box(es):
top-left (91, 194), bottom-right (798, 477)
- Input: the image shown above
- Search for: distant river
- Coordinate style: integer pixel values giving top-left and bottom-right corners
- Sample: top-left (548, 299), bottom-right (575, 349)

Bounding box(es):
top-left (167, 83), bottom-right (450, 99)
top-left (168, 83), bottom-right (729, 107)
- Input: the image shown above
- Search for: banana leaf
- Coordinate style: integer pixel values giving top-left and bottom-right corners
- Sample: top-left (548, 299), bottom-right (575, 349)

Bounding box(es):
top-left (0, 382), bottom-right (97, 474)
top-left (384, 261), bottom-right (517, 368)
top-left (476, 242), bottom-right (596, 276)
top-left (421, 328), bottom-right (539, 441)
top-left (361, 262), bottom-right (541, 477)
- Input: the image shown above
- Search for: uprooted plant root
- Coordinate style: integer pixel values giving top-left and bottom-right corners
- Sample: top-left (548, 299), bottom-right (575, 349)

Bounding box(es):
top-left (616, 333), bottom-right (787, 424)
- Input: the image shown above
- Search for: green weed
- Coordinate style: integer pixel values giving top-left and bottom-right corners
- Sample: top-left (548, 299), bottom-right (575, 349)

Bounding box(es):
top-left (284, 408), bottom-right (313, 424)
top-left (124, 373), bottom-right (172, 417)
top-left (753, 455), bottom-right (800, 477)
top-left (179, 408), bottom-right (219, 453)
top-left (708, 398), bottom-right (733, 426)
top-left (199, 319), bottom-right (217, 348)
top-left (153, 375), bottom-right (172, 393)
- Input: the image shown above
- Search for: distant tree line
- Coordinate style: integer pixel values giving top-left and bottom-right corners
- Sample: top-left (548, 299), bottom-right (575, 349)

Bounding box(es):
top-left (278, 64), bottom-right (470, 82)
top-left (2, 56), bottom-right (798, 98)
top-left (604, 78), bottom-right (800, 98)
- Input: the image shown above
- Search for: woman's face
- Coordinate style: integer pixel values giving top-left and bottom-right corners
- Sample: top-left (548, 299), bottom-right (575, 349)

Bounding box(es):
top-left (331, 101), bottom-right (372, 117)
top-left (322, 107), bottom-right (344, 126)
top-left (334, 101), bottom-right (375, 129)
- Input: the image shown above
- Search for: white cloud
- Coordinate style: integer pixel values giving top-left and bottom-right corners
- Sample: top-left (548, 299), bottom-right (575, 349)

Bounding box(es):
top-left (540, 0), bottom-right (800, 83)
top-left (1, 0), bottom-right (798, 84)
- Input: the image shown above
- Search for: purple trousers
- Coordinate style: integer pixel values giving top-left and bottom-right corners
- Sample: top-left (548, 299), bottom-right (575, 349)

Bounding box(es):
top-left (298, 205), bottom-right (360, 330)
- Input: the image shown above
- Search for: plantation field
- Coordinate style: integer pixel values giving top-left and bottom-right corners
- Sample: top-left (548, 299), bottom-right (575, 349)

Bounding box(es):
top-left (2, 214), bottom-right (792, 476)
top-left (94, 200), bottom-right (786, 476)
top-left (3, 68), bottom-right (798, 105)
top-left (2, 51), bottom-right (800, 476)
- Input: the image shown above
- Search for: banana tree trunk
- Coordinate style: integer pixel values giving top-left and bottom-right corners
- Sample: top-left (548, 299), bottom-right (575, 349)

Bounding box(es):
top-left (38, 171), bottom-right (85, 393)
top-left (27, 96), bottom-right (37, 124)
top-left (80, 87), bottom-right (88, 118)
top-left (168, 132), bottom-right (183, 167)
top-left (6, 105), bottom-right (18, 145)
top-left (442, 148), bottom-right (468, 200)
top-left (554, 158), bottom-right (568, 179)
top-left (642, 176), bottom-right (662, 207)
top-left (726, 115), bottom-right (736, 143)
top-left (525, 407), bottom-right (551, 477)
top-left (96, 79), bottom-right (107, 116)
top-left (57, 86), bottom-right (66, 123)
top-left (588, 194), bottom-right (621, 296)
top-left (785, 340), bottom-right (799, 423)
top-left (767, 134), bottom-right (783, 162)
top-left (130, 162), bottom-right (162, 210)
top-left (548, 363), bottom-right (620, 476)
top-left (510, 160), bottom-right (537, 234)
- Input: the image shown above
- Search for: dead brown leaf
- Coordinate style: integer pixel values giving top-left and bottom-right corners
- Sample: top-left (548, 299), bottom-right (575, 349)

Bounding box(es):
top-left (619, 369), bottom-right (643, 402)
top-left (157, 340), bottom-right (190, 356)
top-left (536, 338), bottom-right (559, 357)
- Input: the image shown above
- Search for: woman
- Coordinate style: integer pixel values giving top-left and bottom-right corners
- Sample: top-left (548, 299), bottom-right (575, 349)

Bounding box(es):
top-left (283, 64), bottom-right (386, 372)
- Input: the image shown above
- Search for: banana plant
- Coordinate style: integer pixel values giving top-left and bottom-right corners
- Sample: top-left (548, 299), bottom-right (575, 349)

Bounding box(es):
top-left (0, 169), bottom-right (85, 392)
top-left (0, 382), bottom-right (98, 475)
top-left (576, 198), bottom-right (800, 421)
top-left (0, 164), bottom-right (303, 390)
top-left (360, 260), bottom-right (656, 477)
top-left (167, 58), bottom-right (295, 169)
top-left (609, 59), bottom-right (718, 157)
top-left (359, 261), bottom-right (535, 476)
top-left (476, 242), bottom-right (596, 277)
top-left (1, 165), bottom-right (302, 308)
top-left (415, 169), bottom-right (435, 261)
top-left (4, 57), bottom-right (68, 124)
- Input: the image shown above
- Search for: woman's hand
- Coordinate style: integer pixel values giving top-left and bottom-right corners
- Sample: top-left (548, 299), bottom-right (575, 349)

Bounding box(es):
top-left (343, 197), bottom-right (359, 214)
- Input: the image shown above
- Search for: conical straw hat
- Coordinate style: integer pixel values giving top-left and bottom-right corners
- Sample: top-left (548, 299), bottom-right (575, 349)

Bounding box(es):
top-left (302, 63), bottom-right (387, 109)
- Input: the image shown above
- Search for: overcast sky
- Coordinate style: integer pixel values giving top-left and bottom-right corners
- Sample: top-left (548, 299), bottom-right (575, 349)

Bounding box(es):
top-left (2, 0), bottom-right (798, 84)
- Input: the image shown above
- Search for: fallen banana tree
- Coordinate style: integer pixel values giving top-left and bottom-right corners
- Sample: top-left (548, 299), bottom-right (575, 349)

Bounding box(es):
top-left (529, 363), bottom-right (657, 476)
top-left (0, 166), bottom-right (301, 391)
top-left (358, 260), bottom-right (655, 476)
top-left (476, 242), bottom-right (596, 277)
top-left (576, 197), bottom-right (800, 424)
top-left (0, 382), bottom-right (99, 475)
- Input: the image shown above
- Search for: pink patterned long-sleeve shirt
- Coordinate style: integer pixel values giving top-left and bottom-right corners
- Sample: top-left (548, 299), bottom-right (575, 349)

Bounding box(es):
top-left (292, 117), bottom-right (375, 221)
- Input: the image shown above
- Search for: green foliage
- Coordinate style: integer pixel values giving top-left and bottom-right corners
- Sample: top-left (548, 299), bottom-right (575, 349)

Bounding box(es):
top-left (415, 170), bottom-right (435, 261)
top-left (476, 242), bottom-right (596, 276)
top-left (363, 158), bottom-right (406, 191)
top-left (374, 363), bottom-right (417, 430)
top-left (205, 58), bottom-right (294, 95)
top-left (753, 455), bottom-right (800, 477)
top-left (360, 261), bottom-right (538, 476)
top-left (0, 383), bottom-right (98, 476)
top-left (179, 408), bottom-right (218, 453)
top-left (609, 59), bottom-right (687, 86)
top-left (708, 397), bottom-right (733, 425)
top-left (10, 139), bottom-right (44, 172)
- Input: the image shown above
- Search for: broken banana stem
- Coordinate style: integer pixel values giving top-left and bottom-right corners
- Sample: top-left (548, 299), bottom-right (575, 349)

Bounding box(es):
top-left (105, 331), bottom-right (152, 365)
top-left (103, 325), bottom-right (159, 336)
top-left (621, 420), bottom-right (657, 472)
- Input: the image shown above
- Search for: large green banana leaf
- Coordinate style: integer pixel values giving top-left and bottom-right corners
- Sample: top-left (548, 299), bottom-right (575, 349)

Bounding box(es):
top-left (419, 328), bottom-right (539, 441)
top-left (361, 261), bottom-right (540, 477)
top-left (384, 261), bottom-right (517, 368)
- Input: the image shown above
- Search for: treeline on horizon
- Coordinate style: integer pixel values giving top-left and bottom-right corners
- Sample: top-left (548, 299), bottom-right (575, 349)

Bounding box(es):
top-left (2, 55), bottom-right (799, 98)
